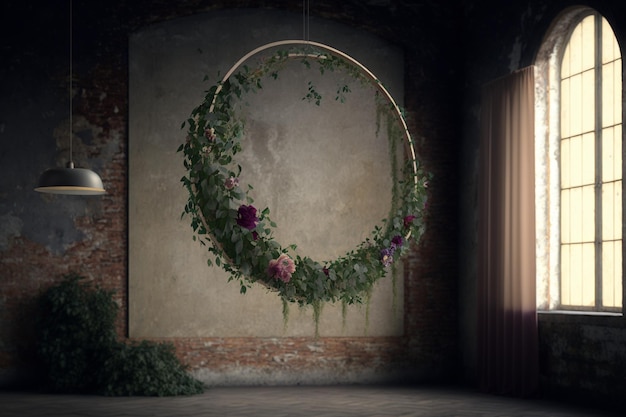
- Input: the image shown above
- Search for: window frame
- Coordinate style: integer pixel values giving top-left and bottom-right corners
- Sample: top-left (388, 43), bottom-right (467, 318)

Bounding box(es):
top-left (534, 7), bottom-right (624, 315)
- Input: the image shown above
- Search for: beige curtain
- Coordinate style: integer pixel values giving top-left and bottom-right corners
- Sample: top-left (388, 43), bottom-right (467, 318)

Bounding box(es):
top-left (477, 66), bottom-right (538, 397)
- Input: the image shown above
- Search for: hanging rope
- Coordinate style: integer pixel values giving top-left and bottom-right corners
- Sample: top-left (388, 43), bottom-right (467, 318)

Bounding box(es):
top-left (69, 0), bottom-right (73, 164)
top-left (302, 0), bottom-right (310, 41)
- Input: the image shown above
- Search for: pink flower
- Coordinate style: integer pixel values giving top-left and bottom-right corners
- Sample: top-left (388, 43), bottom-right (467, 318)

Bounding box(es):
top-left (204, 127), bottom-right (216, 142)
top-left (267, 254), bottom-right (296, 283)
top-left (224, 176), bottom-right (239, 190)
top-left (403, 215), bottom-right (416, 229)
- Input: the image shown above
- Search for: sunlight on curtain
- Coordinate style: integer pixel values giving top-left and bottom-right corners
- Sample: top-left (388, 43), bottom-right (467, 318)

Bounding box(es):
top-left (477, 66), bottom-right (538, 397)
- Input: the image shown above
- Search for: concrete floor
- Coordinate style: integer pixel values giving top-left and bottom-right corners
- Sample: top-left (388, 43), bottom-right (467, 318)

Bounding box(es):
top-left (0, 385), bottom-right (620, 417)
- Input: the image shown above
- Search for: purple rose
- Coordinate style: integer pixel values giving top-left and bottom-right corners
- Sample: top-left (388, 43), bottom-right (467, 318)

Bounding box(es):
top-left (237, 205), bottom-right (258, 230)
top-left (380, 248), bottom-right (394, 267)
top-left (391, 235), bottom-right (403, 248)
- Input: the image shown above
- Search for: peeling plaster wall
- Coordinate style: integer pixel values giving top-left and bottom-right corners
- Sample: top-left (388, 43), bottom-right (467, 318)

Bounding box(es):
top-left (0, 0), bottom-right (129, 385)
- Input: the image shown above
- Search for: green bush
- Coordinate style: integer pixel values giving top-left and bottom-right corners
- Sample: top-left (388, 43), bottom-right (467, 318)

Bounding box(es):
top-left (36, 273), bottom-right (118, 393)
top-left (36, 274), bottom-right (205, 396)
top-left (99, 341), bottom-right (205, 396)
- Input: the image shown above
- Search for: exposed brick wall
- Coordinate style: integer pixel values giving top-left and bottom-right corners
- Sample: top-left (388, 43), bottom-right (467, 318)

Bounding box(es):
top-left (175, 337), bottom-right (409, 377)
top-left (539, 315), bottom-right (626, 409)
top-left (0, 0), bottom-right (460, 386)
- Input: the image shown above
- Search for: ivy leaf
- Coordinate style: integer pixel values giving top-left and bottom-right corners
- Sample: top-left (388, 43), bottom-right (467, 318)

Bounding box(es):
top-left (240, 262), bottom-right (251, 276)
top-left (235, 238), bottom-right (243, 255)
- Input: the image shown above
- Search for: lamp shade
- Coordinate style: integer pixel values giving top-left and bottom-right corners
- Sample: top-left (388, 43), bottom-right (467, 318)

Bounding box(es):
top-left (35, 163), bottom-right (106, 195)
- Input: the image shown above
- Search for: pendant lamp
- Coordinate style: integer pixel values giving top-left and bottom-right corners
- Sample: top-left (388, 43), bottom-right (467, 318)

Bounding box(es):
top-left (35, 0), bottom-right (105, 195)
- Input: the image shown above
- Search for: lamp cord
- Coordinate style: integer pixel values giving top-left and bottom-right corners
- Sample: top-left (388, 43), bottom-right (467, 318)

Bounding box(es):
top-left (68, 0), bottom-right (73, 167)
top-left (302, 0), bottom-right (310, 41)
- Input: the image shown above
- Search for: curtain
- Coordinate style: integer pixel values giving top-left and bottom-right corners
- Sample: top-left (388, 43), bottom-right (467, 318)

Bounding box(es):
top-left (477, 66), bottom-right (538, 397)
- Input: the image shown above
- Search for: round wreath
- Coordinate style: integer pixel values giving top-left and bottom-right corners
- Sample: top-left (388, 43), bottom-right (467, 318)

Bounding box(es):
top-left (178, 41), bottom-right (429, 307)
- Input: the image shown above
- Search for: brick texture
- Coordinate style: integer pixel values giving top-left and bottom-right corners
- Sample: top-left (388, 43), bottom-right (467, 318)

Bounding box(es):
top-left (0, 0), bottom-right (459, 385)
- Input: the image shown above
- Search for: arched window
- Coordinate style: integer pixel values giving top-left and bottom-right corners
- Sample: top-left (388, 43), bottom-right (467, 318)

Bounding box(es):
top-left (535, 9), bottom-right (623, 312)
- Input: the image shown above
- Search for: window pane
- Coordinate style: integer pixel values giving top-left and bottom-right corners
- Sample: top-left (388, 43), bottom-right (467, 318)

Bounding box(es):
top-left (602, 17), bottom-right (619, 63)
top-left (561, 188), bottom-right (571, 243)
top-left (581, 15), bottom-right (596, 71)
top-left (569, 73), bottom-right (583, 135)
top-left (561, 77), bottom-right (571, 138)
top-left (561, 185), bottom-right (595, 243)
top-left (581, 185), bottom-right (595, 241)
top-left (616, 124), bottom-right (623, 175)
top-left (602, 61), bottom-right (616, 127)
top-left (602, 181), bottom-right (622, 240)
top-left (561, 244), bottom-right (571, 304)
top-left (582, 243), bottom-right (596, 306)
top-left (561, 243), bottom-right (595, 306)
top-left (602, 126), bottom-right (622, 182)
top-left (603, 58), bottom-right (623, 126)
top-left (582, 70), bottom-right (595, 133)
top-left (569, 135), bottom-right (581, 185)
top-left (562, 39), bottom-right (572, 78)
top-left (568, 21), bottom-right (583, 75)
top-left (602, 240), bottom-right (623, 308)
top-left (561, 134), bottom-right (595, 188)
top-left (614, 59), bottom-right (622, 122)
top-left (581, 132), bottom-right (595, 184)
top-left (561, 137), bottom-right (571, 189)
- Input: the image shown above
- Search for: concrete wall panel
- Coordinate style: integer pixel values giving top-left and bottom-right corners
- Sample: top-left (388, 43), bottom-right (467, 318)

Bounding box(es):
top-left (129, 10), bottom-right (405, 338)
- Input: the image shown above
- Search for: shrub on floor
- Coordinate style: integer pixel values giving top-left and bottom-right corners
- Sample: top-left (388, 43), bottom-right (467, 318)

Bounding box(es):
top-left (99, 340), bottom-right (205, 396)
top-left (36, 274), bottom-right (205, 396)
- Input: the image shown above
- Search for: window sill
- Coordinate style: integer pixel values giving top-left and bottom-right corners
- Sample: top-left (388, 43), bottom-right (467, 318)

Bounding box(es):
top-left (538, 309), bottom-right (624, 326)
top-left (538, 309), bottom-right (622, 316)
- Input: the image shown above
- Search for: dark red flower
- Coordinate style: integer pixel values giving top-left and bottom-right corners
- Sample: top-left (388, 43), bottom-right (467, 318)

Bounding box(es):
top-left (403, 215), bottom-right (416, 229)
top-left (237, 205), bottom-right (258, 230)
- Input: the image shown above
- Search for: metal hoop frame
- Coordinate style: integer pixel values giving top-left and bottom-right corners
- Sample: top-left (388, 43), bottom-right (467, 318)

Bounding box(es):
top-left (209, 40), bottom-right (418, 183)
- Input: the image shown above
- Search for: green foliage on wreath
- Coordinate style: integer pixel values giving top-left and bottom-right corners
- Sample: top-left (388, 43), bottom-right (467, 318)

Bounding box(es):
top-left (36, 274), bottom-right (205, 396)
top-left (178, 46), bottom-right (429, 307)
